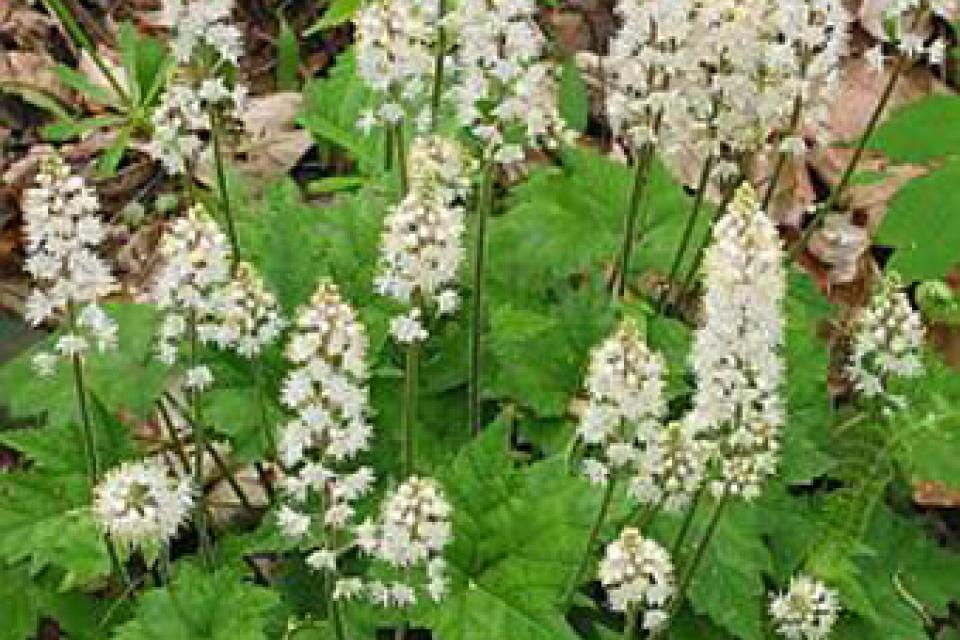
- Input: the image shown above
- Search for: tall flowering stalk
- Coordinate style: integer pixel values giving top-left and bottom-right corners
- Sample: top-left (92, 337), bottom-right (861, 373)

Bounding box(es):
top-left (23, 155), bottom-right (119, 484)
top-left (376, 136), bottom-right (473, 463)
top-left (277, 280), bottom-right (374, 640)
top-left (151, 204), bottom-right (232, 559)
top-left (599, 527), bottom-right (675, 636)
top-left (447, 0), bottom-right (572, 434)
top-left (655, 183), bottom-right (786, 634)
top-left (149, 0), bottom-right (247, 268)
top-left (565, 319), bottom-right (668, 604)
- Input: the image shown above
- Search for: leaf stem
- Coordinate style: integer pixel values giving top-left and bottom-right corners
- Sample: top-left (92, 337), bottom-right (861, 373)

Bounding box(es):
top-left (563, 477), bottom-right (617, 608)
top-left (43, 0), bottom-right (129, 107)
top-left (657, 155), bottom-right (715, 313)
top-left (469, 162), bottom-right (495, 436)
top-left (209, 111), bottom-right (241, 271)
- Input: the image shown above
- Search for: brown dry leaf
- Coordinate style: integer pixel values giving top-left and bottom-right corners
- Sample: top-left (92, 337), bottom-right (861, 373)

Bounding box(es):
top-left (0, 50), bottom-right (72, 104)
top-left (196, 91), bottom-right (313, 189)
top-left (0, 6), bottom-right (59, 53)
top-left (914, 481), bottom-right (960, 508)
top-left (751, 151), bottom-right (816, 225)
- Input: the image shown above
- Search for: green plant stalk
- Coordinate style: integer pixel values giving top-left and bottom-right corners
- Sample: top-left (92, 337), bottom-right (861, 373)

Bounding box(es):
top-left (653, 492), bottom-right (729, 638)
top-left (658, 155), bottom-right (715, 313)
top-left (671, 486), bottom-right (704, 557)
top-left (429, 0), bottom-right (447, 131)
top-left (251, 358), bottom-right (277, 503)
top-left (469, 162), bottom-right (495, 436)
top-left (43, 0), bottom-right (129, 107)
top-left (609, 147), bottom-right (653, 298)
top-left (401, 340), bottom-right (420, 478)
top-left (395, 123), bottom-right (409, 196)
top-left (563, 477), bottom-right (617, 608)
top-left (188, 313), bottom-right (213, 563)
top-left (623, 604), bottom-right (638, 640)
top-left (324, 566), bottom-right (348, 640)
top-left (792, 51), bottom-right (910, 259)
top-left (71, 353), bottom-right (99, 486)
top-left (761, 92), bottom-right (804, 212)
top-left (209, 111), bottom-right (241, 271)
top-left (674, 178), bottom-right (741, 303)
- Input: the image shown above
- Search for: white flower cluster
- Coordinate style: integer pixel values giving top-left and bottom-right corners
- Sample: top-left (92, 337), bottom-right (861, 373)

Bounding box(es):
top-left (204, 262), bottom-right (286, 358)
top-left (149, 0), bottom-right (246, 175)
top-left (607, 0), bottom-right (849, 178)
top-left (93, 457), bottom-right (194, 552)
top-left (846, 273), bottom-right (924, 406)
top-left (161, 0), bottom-right (243, 65)
top-left (22, 155), bottom-right (119, 376)
top-left (769, 574), bottom-right (841, 640)
top-left (148, 78), bottom-right (248, 176)
top-left (448, 0), bottom-right (572, 163)
top-left (690, 183), bottom-right (785, 500)
top-left (376, 136), bottom-right (473, 343)
top-left (357, 476), bottom-right (453, 606)
top-left (355, 0), bottom-right (444, 132)
top-left (629, 421), bottom-right (710, 514)
top-left (577, 319), bottom-right (667, 487)
top-left (868, 0), bottom-right (953, 69)
top-left (598, 527), bottom-right (675, 631)
top-left (277, 281), bottom-right (374, 543)
top-left (152, 205), bottom-right (232, 390)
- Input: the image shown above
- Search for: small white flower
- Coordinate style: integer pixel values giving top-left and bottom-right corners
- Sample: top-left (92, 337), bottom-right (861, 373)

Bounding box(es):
top-left (770, 574), bottom-right (841, 640)
top-left (599, 527), bottom-right (675, 630)
top-left (93, 457), bottom-right (194, 551)
top-left (277, 505), bottom-right (312, 539)
top-left (333, 577), bottom-right (365, 601)
top-left (389, 308), bottom-right (429, 344)
top-left (306, 548), bottom-right (338, 572)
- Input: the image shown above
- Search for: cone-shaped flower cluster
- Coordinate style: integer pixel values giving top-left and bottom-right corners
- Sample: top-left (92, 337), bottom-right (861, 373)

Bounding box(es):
top-left (629, 420), bottom-right (710, 513)
top-left (22, 155), bottom-right (119, 376)
top-left (277, 281), bottom-right (374, 543)
top-left (448, 0), bottom-right (572, 163)
top-left (357, 475), bottom-right (453, 607)
top-left (93, 457), bottom-right (194, 553)
top-left (599, 527), bottom-right (675, 631)
top-left (690, 183), bottom-right (785, 500)
top-left (607, 0), bottom-right (849, 179)
top-left (149, 0), bottom-right (246, 174)
top-left (203, 261), bottom-right (286, 358)
top-left (577, 318), bottom-right (667, 487)
top-left (376, 135), bottom-right (474, 343)
top-left (355, 0), bottom-right (444, 132)
top-left (769, 574), bottom-right (841, 640)
top-left (846, 273), bottom-right (924, 407)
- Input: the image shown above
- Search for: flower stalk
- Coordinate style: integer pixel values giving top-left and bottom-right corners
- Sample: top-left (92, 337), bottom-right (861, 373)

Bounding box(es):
top-left (469, 162), bottom-right (495, 436)
top-left (209, 111), bottom-right (241, 271)
top-left (563, 476), bottom-right (617, 608)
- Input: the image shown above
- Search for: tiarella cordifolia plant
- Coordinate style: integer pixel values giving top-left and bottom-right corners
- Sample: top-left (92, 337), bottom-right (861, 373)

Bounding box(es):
top-left (447, 0), bottom-right (572, 164)
top-left (358, 475), bottom-right (453, 607)
top-left (354, 0), bottom-right (445, 133)
top-left (869, 0), bottom-right (952, 67)
top-left (92, 457), bottom-right (194, 556)
top-left (23, 155), bottom-right (119, 377)
top-left (845, 273), bottom-right (925, 407)
top-left (629, 420), bottom-right (710, 514)
top-left (690, 183), bottom-right (786, 501)
top-left (204, 261), bottom-right (286, 358)
top-left (769, 574), bottom-right (841, 640)
top-left (577, 318), bottom-right (667, 487)
top-left (152, 204), bottom-right (232, 387)
top-left (376, 135), bottom-right (473, 342)
top-left (277, 279), bottom-right (374, 540)
top-left (598, 527), bottom-right (675, 634)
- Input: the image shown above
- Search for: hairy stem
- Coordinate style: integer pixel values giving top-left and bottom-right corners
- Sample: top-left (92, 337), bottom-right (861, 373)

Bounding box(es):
top-left (563, 477), bottom-right (617, 607)
top-left (609, 148), bottom-right (653, 298)
top-left (761, 92), bottom-right (804, 212)
top-left (671, 487), bottom-right (704, 557)
top-left (429, 0), bottom-right (447, 131)
top-left (209, 111), bottom-right (241, 271)
top-left (658, 155), bottom-right (715, 313)
top-left (674, 178), bottom-right (741, 303)
top-left (401, 340), bottom-right (420, 478)
top-left (469, 163), bottom-right (495, 436)
top-left (188, 313), bottom-right (213, 563)
top-left (623, 604), bottom-right (638, 640)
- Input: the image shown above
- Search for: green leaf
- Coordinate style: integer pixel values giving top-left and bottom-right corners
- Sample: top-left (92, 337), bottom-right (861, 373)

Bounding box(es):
top-left (558, 59), bottom-right (589, 133)
top-left (0, 80), bottom-right (74, 122)
top-left (0, 564), bottom-right (108, 640)
top-left (489, 148), bottom-right (690, 304)
top-left (276, 16), bottom-right (301, 91)
top-left (305, 0), bottom-right (361, 35)
top-left (112, 564), bottom-right (280, 640)
top-left (300, 50), bottom-right (386, 173)
top-left (413, 422), bottom-right (606, 640)
top-left (54, 64), bottom-right (118, 107)
top-left (876, 158), bottom-right (960, 280)
top-left (0, 304), bottom-right (168, 428)
top-left (868, 95), bottom-right (960, 163)
top-left (43, 115), bottom-right (125, 141)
